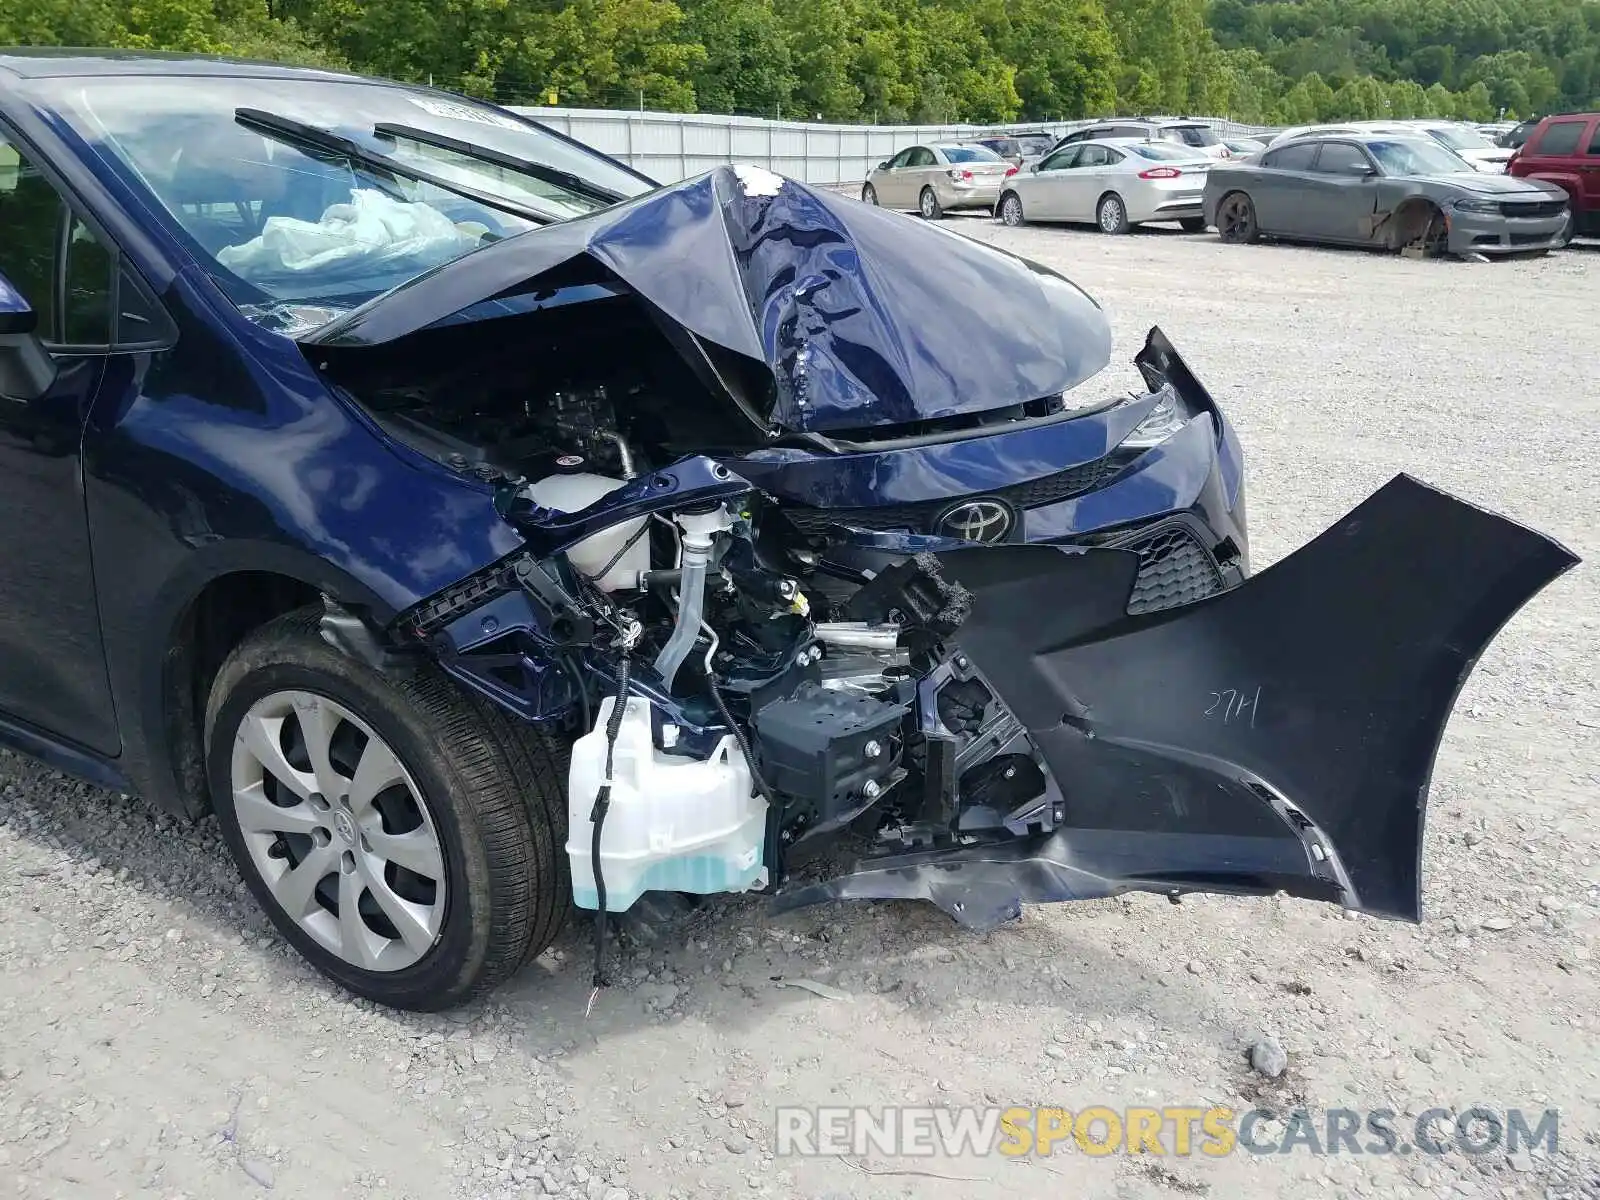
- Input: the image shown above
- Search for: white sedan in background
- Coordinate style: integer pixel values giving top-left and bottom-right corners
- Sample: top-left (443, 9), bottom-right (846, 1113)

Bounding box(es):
top-left (996, 139), bottom-right (1215, 233)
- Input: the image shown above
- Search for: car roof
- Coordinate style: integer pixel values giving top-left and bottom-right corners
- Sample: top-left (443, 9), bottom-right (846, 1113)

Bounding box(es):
top-left (0, 47), bottom-right (369, 83)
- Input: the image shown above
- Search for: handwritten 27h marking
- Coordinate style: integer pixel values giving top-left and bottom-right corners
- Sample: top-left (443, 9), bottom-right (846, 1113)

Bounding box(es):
top-left (1205, 685), bottom-right (1262, 728)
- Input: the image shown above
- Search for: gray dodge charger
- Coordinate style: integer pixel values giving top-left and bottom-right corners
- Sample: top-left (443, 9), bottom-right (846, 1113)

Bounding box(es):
top-left (1203, 133), bottom-right (1571, 257)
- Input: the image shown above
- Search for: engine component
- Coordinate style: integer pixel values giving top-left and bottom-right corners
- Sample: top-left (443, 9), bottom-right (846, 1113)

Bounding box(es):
top-left (566, 694), bottom-right (768, 911)
top-left (845, 551), bottom-right (971, 640)
top-left (524, 471), bottom-right (650, 592)
top-left (813, 622), bottom-right (900, 651)
top-left (654, 504), bottom-right (736, 691)
top-left (818, 647), bottom-right (911, 696)
top-left (750, 683), bottom-right (906, 838)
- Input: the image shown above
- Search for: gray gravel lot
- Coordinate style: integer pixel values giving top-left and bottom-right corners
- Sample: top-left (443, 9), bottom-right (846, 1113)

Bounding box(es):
top-left (2, 221), bottom-right (1597, 1200)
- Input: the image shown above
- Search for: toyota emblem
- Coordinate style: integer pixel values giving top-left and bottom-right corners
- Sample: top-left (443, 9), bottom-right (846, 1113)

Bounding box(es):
top-left (935, 499), bottom-right (1014, 543)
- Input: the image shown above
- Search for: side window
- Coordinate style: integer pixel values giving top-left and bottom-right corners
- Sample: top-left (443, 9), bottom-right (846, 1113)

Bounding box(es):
top-left (1313, 143), bottom-right (1374, 175)
top-left (910, 147), bottom-right (936, 167)
top-left (1266, 143), bottom-right (1318, 171)
top-left (0, 131), bottom-right (114, 347)
top-left (1533, 121), bottom-right (1584, 156)
top-left (1038, 147), bottom-right (1080, 171)
top-left (1078, 145), bottom-right (1110, 167)
top-left (1587, 123), bottom-right (1600, 155)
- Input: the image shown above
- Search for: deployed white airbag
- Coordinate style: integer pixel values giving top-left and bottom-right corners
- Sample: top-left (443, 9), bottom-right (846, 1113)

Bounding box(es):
top-left (217, 189), bottom-right (479, 276)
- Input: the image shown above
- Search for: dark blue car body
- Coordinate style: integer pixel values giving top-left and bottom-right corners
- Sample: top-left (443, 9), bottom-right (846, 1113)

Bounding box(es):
top-left (0, 51), bottom-right (1244, 821)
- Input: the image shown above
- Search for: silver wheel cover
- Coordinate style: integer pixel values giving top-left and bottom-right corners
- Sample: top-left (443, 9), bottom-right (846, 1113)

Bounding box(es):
top-left (1099, 198), bottom-right (1122, 231)
top-left (229, 690), bottom-right (447, 972)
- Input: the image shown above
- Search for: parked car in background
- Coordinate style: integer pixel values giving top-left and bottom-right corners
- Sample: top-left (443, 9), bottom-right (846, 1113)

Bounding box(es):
top-left (973, 131), bottom-right (1056, 167)
top-left (1508, 112), bottom-right (1600, 237)
top-left (863, 142), bottom-right (1014, 218)
top-left (1268, 121), bottom-right (1511, 172)
top-left (1405, 122), bottom-right (1515, 172)
top-left (1205, 134), bottom-right (1570, 257)
top-left (1501, 119), bottom-right (1542, 148)
top-left (1054, 118), bottom-right (1233, 160)
top-left (998, 138), bottom-right (1212, 233)
top-left (1223, 137), bottom-right (1268, 158)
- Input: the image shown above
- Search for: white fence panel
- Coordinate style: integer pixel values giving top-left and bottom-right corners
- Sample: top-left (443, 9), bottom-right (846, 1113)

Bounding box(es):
top-left (512, 107), bottom-right (1274, 185)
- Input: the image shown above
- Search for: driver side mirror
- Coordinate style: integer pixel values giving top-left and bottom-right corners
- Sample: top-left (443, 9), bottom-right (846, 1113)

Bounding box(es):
top-left (0, 274), bottom-right (58, 402)
top-left (1029, 162), bottom-right (1041, 173)
top-left (877, 160), bottom-right (890, 171)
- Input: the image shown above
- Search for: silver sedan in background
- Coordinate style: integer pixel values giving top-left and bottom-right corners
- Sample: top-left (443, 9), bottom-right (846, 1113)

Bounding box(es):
top-left (862, 143), bottom-right (1015, 219)
top-left (996, 139), bottom-right (1215, 233)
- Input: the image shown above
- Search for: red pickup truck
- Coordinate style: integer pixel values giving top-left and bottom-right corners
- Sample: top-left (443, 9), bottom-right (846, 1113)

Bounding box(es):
top-left (1508, 112), bottom-right (1600, 238)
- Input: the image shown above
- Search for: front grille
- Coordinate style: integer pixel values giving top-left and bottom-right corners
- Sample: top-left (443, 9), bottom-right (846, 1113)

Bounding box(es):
top-left (1500, 200), bottom-right (1565, 219)
top-left (1119, 525), bottom-right (1225, 614)
top-left (782, 454), bottom-right (1130, 536)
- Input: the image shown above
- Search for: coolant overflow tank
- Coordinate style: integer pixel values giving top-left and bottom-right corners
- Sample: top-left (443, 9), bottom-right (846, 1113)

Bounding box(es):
top-left (566, 696), bottom-right (768, 911)
top-left (525, 472), bottom-right (649, 592)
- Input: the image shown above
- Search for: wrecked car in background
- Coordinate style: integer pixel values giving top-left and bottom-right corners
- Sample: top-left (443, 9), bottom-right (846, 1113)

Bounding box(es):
top-left (0, 52), bottom-right (1577, 1011)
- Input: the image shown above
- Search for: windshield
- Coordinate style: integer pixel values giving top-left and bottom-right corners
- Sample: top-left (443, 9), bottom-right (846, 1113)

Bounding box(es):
top-left (41, 75), bottom-right (653, 328)
top-left (941, 145), bottom-right (1004, 163)
top-left (1366, 138), bottom-right (1474, 176)
top-left (1424, 125), bottom-right (1496, 151)
top-left (1125, 142), bottom-right (1201, 161)
top-left (981, 138), bottom-right (1020, 156)
top-left (1017, 136), bottom-right (1055, 156)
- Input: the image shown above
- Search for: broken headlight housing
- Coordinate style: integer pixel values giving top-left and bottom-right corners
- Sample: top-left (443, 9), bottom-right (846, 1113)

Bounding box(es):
top-left (1120, 387), bottom-right (1197, 449)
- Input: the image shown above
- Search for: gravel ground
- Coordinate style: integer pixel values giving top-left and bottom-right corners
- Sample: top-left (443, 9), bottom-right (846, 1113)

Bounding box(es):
top-left (2, 222), bottom-right (1597, 1200)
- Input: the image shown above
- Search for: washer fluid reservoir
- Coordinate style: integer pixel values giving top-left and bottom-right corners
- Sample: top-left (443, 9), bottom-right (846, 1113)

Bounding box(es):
top-left (567, 696), bottom-right (768, 911)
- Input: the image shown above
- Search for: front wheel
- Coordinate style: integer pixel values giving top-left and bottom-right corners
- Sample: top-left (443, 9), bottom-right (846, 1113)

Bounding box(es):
top-left (1096, 193), bottom-right (1131, 234)
top-left (862, 183), bottom-right (879, 206)
top-left (919, 187), bottom-right (943, 220)
top-left (1216, 192), bottom-right (1259, 244)
top-left (206, 608), bottom-right (569, 1010)
top-left (999, 192), bottom-right (1025, 227)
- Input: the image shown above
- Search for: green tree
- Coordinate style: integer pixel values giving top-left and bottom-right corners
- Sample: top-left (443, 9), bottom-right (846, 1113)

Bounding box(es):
top-left (685, 0), bottom-right (793, 113)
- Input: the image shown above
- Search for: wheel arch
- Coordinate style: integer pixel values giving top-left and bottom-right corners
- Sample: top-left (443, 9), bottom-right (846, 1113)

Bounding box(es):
top-left (135, 543), bottom-right (397, 819)
top-left (1387, 196), bottom-right (1443, 251)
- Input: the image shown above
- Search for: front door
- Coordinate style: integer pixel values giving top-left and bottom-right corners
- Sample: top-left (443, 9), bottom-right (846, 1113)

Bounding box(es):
top-left (1302, 141), bottom-right (1381, 243)
top-left (1023, 145), bottom-right (1081, 220)
top-left (0, 126), bottom-right (121, 754)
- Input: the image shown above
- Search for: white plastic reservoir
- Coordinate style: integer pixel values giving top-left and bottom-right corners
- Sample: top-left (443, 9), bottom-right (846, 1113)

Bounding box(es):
top-left (525, 472), bottom-right (649, 592)
top-left (566, 695), bottom-right (769, 912)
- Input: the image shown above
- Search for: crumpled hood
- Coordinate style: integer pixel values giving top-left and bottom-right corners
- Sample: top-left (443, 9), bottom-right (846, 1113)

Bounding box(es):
top-left (305, 165), bottom-right (1112, 433)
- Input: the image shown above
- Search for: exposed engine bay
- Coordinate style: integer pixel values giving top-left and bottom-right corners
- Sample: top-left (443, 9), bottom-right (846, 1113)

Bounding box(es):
top-left (305, 165), bottom-right (1575, 982)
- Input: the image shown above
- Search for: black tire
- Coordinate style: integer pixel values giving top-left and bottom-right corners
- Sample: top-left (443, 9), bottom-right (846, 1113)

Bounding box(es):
top-left (205, 607), bottom-right (569, 1010)
top-left (998, 192), bottom-right (1025, 227)
top-left (919, 186), bottom-right (943, 220)
top-left (1179, 216), bottom-right (1207, 233)
top-left (1216, 191), bottom-right (1259, 244)
top-left (1096, 192), bottom-right (1131, 234)
top-left (862, 183), bottom-right (878, 205)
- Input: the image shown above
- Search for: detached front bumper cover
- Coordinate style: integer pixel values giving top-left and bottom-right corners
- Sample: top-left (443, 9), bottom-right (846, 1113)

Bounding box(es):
top-left (776, 474), bottom-right (1578, 928)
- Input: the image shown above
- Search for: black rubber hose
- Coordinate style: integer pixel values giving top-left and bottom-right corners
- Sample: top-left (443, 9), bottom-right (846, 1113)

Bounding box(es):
top-left (707, 673), bottom-right (778, 811)
top-left (589, 654), bottom-right (631, 990)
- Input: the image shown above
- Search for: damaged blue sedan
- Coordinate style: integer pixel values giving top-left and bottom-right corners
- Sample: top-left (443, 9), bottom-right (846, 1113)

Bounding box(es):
top-left (0, 51), bottom-right (1577, 1010)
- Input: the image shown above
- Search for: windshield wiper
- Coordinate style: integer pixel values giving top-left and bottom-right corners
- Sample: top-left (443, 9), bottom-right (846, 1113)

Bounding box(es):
top-left (234, 108), bottom-right (562, 225)
top-left (373, 123), bottom-right (629, 206)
